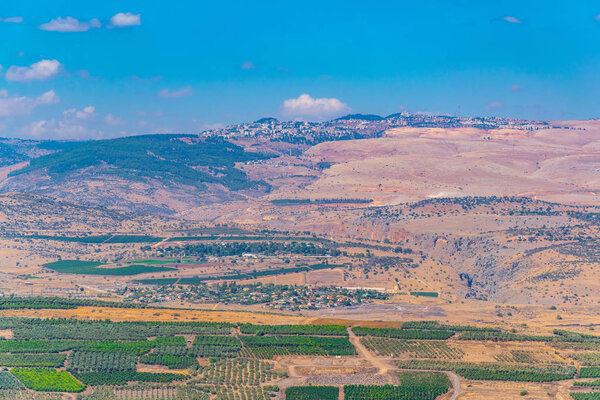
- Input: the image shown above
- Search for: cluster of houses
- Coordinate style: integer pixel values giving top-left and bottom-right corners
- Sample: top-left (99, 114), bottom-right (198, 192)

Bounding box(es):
top-left (199, 113), bottom-right (560, 145)
top-left (117, 283), bottom-right (388, 310)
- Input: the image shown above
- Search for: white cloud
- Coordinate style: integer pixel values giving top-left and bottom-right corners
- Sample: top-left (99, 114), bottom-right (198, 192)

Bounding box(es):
top-left (132, 75), bottom-right (162, 83)
top-left (109, 12), bottom-right (141, 28)
top-left (104, 113), bottom-right (127, 126)
top-left (503, 16), bottom-right (522, 24)
top-left (281, 93), bottom-right (350, 120)
top-left (64, 106), bottom-right (96, 120)
top-left (240, 61), bottom-right (255, 70)
top-left (136, 110), bottom-right (163, 117)
top-left (1, 17), bottom-right (23, 23)
top-left (20, 119), bottom-right (102, 139)
top-left (510, 84), bottom-right (522, 92)
top-left (157, 87), bottom-right (194, 98)
top-left (0, 90), bottom-right (59, 117)
top-left (5, 60), bottom-right (62, 82)
top-left (486, 101), bottom-right (503, 110)
top-left (39, 16), bottom-right (101, 32)
top-left (595, 14), bottom-right (600, 21)
top-left (75, 70), bottom-right (99, 80)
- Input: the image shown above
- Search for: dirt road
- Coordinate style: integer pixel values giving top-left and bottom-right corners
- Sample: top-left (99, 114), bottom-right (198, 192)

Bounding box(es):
top-left (446, 371), bottom-right (461, 400)
top-left (347, 326), bottom-right (461, 399)
top-left (347, 326), bottom-right (396, 375)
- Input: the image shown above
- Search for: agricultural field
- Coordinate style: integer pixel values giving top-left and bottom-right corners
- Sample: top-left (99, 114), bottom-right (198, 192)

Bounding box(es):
top-left (345, 371), bottom-right (451, 400)
top-left (0, 372), bottom-right (24, 390)
top-left (361, 337), bottom-right (465, 359)
top-left (2, 300), bottom-right (600, 398)
top-left (285, 386), bottom-right (338, 400)
top-left (0, 353), bottom-right (66, 368)
top-left (42, 260), bottom-right (175, 276)
top-left (11, 368), bottom-right (85, 392)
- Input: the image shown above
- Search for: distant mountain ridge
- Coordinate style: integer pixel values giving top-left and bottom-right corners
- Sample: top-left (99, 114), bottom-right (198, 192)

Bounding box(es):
top-left (9, 134), bottom-right (271, 191)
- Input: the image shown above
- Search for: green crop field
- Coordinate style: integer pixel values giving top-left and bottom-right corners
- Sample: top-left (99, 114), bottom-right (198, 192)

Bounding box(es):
top-left (353, 327), bottom-right (454, 340)
top-left (285, 386), bottom-right (338, 400)
top-left (11, 368), bottom-right (85, 392)
top-left (395, 360), bottom-right (576, 382)
top-left (42, 260), bottom-right (176, 275)
top-left (0, 296), bottom-right (596, 397)
top-left (0, 353), bottom-right (66, 367)
top-left (362, 337), bottom-right (465, 359)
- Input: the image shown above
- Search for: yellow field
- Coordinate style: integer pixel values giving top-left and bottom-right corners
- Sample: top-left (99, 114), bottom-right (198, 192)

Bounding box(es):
top-left (0, 306), bottom-right (309, 325)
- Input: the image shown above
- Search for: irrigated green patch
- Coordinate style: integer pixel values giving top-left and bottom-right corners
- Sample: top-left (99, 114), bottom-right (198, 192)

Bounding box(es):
top-left (285, 386), bottom-right (338, 400)
top-left (42, 260), bottom-right (176, 276)
top-left (11, 368), bottom-right (85, 392)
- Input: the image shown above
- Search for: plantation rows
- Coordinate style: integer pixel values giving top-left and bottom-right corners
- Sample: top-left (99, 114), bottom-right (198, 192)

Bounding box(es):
top-left (553, 342), bottom-right (600, 351)
top-left (352, 327), bottom-right (454, 340)
top-left (76, 385), bottom-right (209, 400)
top-left (239, 324), bottom-right (347, 336)
top-left (11, 369), bottom-right (85, 392)
top-left (0, 390), bottom-right (62, 400)
top-left (458, 331), bottom-right (557, 342)
top-left (0, 297), bottom-right (149, 311)
top-left (494, 350), bottom-right (543, 364)
top-left (193, 336), bottom-right (240, 347)
top-left (0, 373), bottom-right (24, 390)
top-left (400, 321), bottom-right (499, 332)
top-left (573, 380), bottom-right (600, 387)
top-left (153, 345), bottom-right (240, 358)
top-left (73, 371), bottom-right (186, 386)
top-left (285, 372), bottom-right (451, 400)
top-left (569, 353), bottom-right (600, 366)
top-left (192, 358), bottom-right (282, 386)
top-left (212, 386), bottom-right (271, 400)
top-left (0, 353), bottom-right (66, 368)
top-left (285, 386), bottom-right (338, 400)
top-left (395, 360), bottom-right (576, 382)
top-left (67, 351), bottom-right (137, 372)
top-left (245, 346), bottom-right (328, 359)
top-left (579, 367), bottom-right (600, 378)
top-left (0, 340), bottom-right (78, 354)
top-left (459, 329), bottom-right (600, 344)
top-left (239, 335), bottom-right (355, 356)
top-left (361, 337), bottom-right (465, 359)
top-left (344, 384), bottom-right (447, 400)
top-left (0, 338), bottom-right (185, 356)
top-left (0, 318), bottom-right (232, 340)
top-left (570, 394), bottom-right (600, 400)
top-left (140, 355), bottom-right (199, 369)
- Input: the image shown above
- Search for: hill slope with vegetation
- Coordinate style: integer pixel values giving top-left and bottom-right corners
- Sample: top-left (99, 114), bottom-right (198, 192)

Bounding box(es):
top-left (9, 134), bottom-right (271, 191)
top-left (2, 134), bottom-right (273, 214)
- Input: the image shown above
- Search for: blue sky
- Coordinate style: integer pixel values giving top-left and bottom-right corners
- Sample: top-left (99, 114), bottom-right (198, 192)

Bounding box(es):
top-left (1, 1), bottom-right (600, 139)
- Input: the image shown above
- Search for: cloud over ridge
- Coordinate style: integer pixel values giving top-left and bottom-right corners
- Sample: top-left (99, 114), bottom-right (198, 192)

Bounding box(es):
top-left (281, 94), bottom-right (350, 120)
